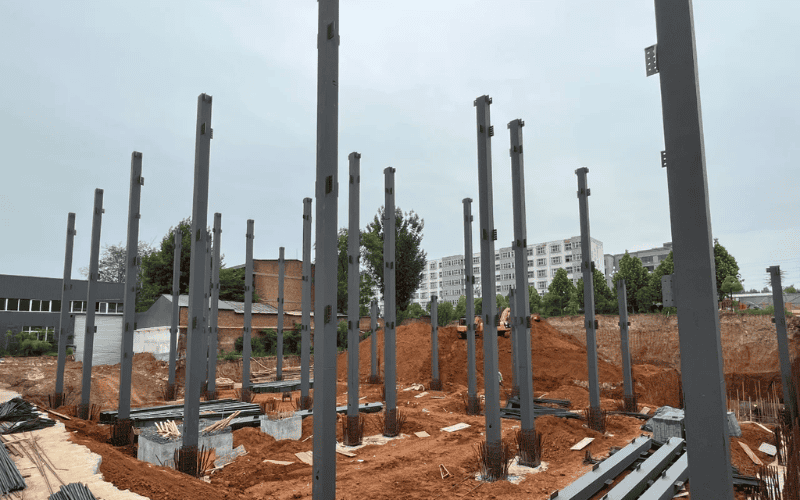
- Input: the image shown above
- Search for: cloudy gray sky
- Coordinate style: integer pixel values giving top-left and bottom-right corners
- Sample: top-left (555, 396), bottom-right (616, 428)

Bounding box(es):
top-left (2, 1), bottom-right (798, 293)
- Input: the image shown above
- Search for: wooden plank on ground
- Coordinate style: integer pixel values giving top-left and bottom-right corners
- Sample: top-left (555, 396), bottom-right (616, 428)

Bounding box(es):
top-left (264, 459), bottom-right (294, 465)
top-left (414, 392), bottom-right (429, 399)
top-left (295, 451), bottom-right (313, 465)
top-left (755, 422), bottom-right (772, 434)
top-left (42, 408), bottom-right (71, 420)
top-left (336, 446), bottom-right (356, 457)
top-left (738, 441), bottom-right (763, 465)
top-left (641, 407), bottom-right (650, 415)
top-left (570, 437), bottom-right (594, 451)
top-left (415, 431), bottom-right (430, 438)
top-left (441, 423), bottom-right (470, 433)
top-left (759, 443), bottom-right (777, 456)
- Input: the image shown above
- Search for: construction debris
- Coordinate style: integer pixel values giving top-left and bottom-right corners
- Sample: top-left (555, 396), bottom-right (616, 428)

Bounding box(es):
top-left (155, 420), bottom-right (180, 439)
top-left (202, 410), bottom-right (241, 433)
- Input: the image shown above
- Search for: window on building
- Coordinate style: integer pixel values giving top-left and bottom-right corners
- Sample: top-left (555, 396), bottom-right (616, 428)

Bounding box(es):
top-left (429, 272), bottom-right (436, 279)
top-left (19, 299), bottom-right (30, 312)
top-left (439, 272), bottom-right (442, 278)
top-left (496, 285), bottom-right (501, 293)
top-left (473, 266), bottom-right (480, 275)
top-left (473, 256), bottom-right (480, 264)
top-left (527, 259), bottom-right (534, 268)
top-left (7, 299), bottom-right (19, 312)
top-left (475, 277), bottom-right (480, 285)
top-left (574, 253), bottom-right (581, 260)
top-left (551, 256), bottom-right (562, 265)
top-left (30, 300), bottom-right (42, 312)
top-left (71, 301), bottom-right (86, 313)
top-left (95, 302), bottom-right (108, 314)
top-left (537, 269), bottom-right (546, 278)
top-left (536, 246), bottom-right (546, 255)
top-left (551, 269), bottom-right (559, 277)
top-left (657, 254), bottom-right (669, 262)
top-left (565, 266), bottom-right (572, 274)
top-left (536, 258), bottom-right (546, 266)
top-left (438, 262), bottom-right (442, 268)
top-left (0, 298), bottom-right (6, 311)
top-left (526, 248), bottom-right (533, 256)
top-left (565, 255), bottom-right (573, 263)
top-left (495, 263), bottom-right (500, 271)
top-left (501, 262), bottom-right (512, 269)
top-left (565, 242), bottom-right (572, 251)
top-left (538, 281), bottom-right (547, 289)
top-left (495, 253), bottom-right (500, 261)
top-left (501, 251), bottom-right (510, 259)
top-left (503, 273), bottom-right (513, 280)
top-left (551, 244), bottom-right (560, 253)
top-left (51, 300), bottom-right (61, 313)
top-left (646, 265), bottom-right (655, 272)
top-left (528, 271), bottom-right (534, 279)
top-left (641, 256), bottom-right (653, 264)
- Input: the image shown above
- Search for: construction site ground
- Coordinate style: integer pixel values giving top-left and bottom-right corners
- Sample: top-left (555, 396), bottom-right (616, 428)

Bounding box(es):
top-left (0, 312), bottom-right (794, 499)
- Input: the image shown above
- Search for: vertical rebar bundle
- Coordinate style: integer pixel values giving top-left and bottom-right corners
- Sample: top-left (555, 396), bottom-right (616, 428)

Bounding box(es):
top-left (166, 228), bottom-right (182, 401)
top-left (345, 152), bottom-right (362, 445)
top-left (617, 279), bottom-right (636, 412)
top-left (300, 198), bottom-right (312, 410)
top-left (54, 212), bottom-right (76, 407)
top-left (207, 213), bottom-right (222, 399)
top-left (430, 296), bottom-right (441, 391)
top-left (463, 198), bottom-right (480, 415)
top-left (242, 220), bottom-right (254, 402)
top-left (383, 167), bottom-right (398, 437)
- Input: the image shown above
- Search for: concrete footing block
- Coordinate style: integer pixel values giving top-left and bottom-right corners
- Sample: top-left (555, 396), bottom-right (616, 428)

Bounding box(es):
top-left (727, 411), bottom-right (742, 437)
top-left (652, 410), bottom-right (685, 444)
top-left (260, 414), bottom-right (302, 441)
top-left (137, 419), bottom-right (233, 468)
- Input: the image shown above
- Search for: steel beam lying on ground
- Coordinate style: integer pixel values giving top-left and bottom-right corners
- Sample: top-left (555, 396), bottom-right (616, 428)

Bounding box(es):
top-left (54, 212), bottom-right (76, 406)
top-left (605, 437), bottom-right (684, 499)
top-left (250, 379), bottom-right (315, 394)
top-left (79, 188), bottom-right (104, 420)
top-left (296, 402), bottom-right (383, 418)
top-left (638, 452), bottom-right (689, 500)
top-left (100, 399), bottom-right (260, 426)
top-left (552, 435), bottom-right (652, 500)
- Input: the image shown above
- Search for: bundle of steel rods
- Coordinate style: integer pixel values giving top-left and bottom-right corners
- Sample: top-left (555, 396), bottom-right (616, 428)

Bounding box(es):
top-left (99, 399), bottom-right (260, 425)
top-left (0, 398), bottom-right (37, 420)
top-left (47, 483), bottom-right (98, 500)
top-left (0, 416), bottom-right (57, 435)
top-left (0, 443), bottom-right (25, 495)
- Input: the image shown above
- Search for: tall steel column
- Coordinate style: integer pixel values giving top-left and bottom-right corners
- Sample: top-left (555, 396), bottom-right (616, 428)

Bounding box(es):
top-left (430, 296), bottom-right (441, 390)
top-left (201, 226), bottom-right (212, 390)
top-left (650, 1), bottom-right (733, 494)
top-left (769, 266), bottom-right (797, 423)
top-left (78, 188), bottom-right (104, 420)
top-left (242, 220), bottom-right (254, 399)
top-left (55, 212), bottom-right (76, 405)
top-left (617, 279), bottom-right (635, 411)
top-left (345, 152), bottom-right (361, 445)
top-left (312, 0), bottom-right (339, 496)
top-left (300, 198), bottom-right (312, 409)
top-left (167, 228), bottom-right (182, 400)
top-left (118, 152), bottom-right (144, 421)
top-left (277, 247), bottom-right (285, 381)
top-left (462, 198), bottom-right (479, 415)
top-left (382, 166), bottom-right (398, 437)
top-left (180, 93), bottom-right (213, 473)
top-left (509, 119), bottom-right (538, 466)
top-left (508, 287), bottom-right (519, 397)
top-left (576, 167), bottom-right (602, 430)
top-left (369, 299), bottom-right (379, 383)
top-left (207, 213), bottom-right (222, 398)
top-left (474, 95), bottom-right (503, 478)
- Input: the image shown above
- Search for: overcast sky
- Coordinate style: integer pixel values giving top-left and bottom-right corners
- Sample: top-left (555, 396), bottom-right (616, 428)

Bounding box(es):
top-left (2, 1), bottom-right (798, 293)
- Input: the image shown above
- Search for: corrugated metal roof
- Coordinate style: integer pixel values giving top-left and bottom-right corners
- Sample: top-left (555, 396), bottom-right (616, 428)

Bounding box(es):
top-left (161, 294), bottom-right (278, 314)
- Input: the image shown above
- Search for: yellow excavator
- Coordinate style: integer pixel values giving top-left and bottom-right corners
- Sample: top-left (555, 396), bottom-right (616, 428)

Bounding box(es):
top-left (456, 308), bottom-right (541, 339)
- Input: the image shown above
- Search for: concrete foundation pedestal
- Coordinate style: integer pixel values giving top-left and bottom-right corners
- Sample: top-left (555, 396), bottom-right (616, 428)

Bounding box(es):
top-left (137, 420), bottom-right (233, 468)
top-left (260, 414), bottom-right (302, 441)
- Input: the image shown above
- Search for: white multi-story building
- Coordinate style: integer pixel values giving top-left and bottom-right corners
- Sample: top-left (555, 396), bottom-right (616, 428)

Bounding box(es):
top-left (410, 236), bottom-right (604, 309)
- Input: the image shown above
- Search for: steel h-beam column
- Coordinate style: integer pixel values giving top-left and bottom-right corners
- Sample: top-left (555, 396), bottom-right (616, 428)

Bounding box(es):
top-left (576, 167), bottom-right (602, 430)
top-left (55, 212), bottom-right (76, 405)
top-left (369, 300), bottom-right (378, 383)
top-left (78, 188), bottom-right (104, 420)
top-left (207, 213), bottom-right (222, 398)
top-left (242, 220), bottom-right (254, 399)
top-left (617, 279), bottom-right (636, 411)
top-left (300, 198), bottom-right (312, 409)
top-left (312, 0), bottom-right (339, 496)
top-left (180, 93), bottom-right (213, 474)
top-left (651, 0), bottom-right (733, 494)
top-left (118, 152), bottom-right (144, 421)
top-left (201, 225), bottom-right (212, 392)
top-left (167, 229), bottom-right (182, 400)
top-left (462, 198), bottom-right (480, 415)
top-left (383, 167), bottom-right (398, 437)
top-left (345, 152), bottom-right (361, 445)
top-left (430, 296), bottom-right (441, 391)
top-left (508, 119), bottom-right (538, 466)
top-left (509, 287), bottom-right (519, 397)
top-left (474, 94), bottom-right (503, 479)
top-left (769, 266), bottom-right (797, 423)
top-left (277, 247), bottom-right (285, 381)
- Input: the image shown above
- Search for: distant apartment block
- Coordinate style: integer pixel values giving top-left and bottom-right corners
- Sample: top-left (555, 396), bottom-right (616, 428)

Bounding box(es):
top-left (603, 242), bottom-right (673, 288)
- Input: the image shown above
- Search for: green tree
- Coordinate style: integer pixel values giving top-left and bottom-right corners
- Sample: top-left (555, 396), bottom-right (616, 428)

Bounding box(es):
top-left (336, 229), bottom-right (374, 315)
top-left (576, 268), bottom-right (617, 314)
top-left (361, 207), bottom-right (427, 312)
top-left (496, 294), bottom-right (509, 312)
top-left (473, 297), bottom-right (482, 317)
top-left (436, 300), bottom-right (455, 327)
top-left (785, 285), bottom-right (798, 294)
top-left (528, 286), bottom-right (541, 314)
top-left (453, 295), bottom-right (467, 320)
top-left (714, 240), bottom-right (740, 300)
top-left (79, 241), bottom-right (155, 284)
top-left (612, 252), bottom-right (650, 313)
top-left (542, 268), bottom-right (578, 316)
top-left (644, 251), bottom-right (674, 309)
top-left (399, 302), bottom-right (425, 323)
top-left (720, 275), bottom-right (744, 302)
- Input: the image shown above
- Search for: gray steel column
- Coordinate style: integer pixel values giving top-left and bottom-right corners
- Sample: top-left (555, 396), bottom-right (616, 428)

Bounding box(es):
top-left (430, 295), bottom-right (440, 390)
top-left (312, 0), bottom-right (339, 496)
top-left (508, 287), bottom-right (519, 397)
top-left (201, 226), bottom-right (211, 390)
top-left (617, 279), bottom-right (635, 411)
top-left (118, 152), bottom-right (144, 420)
top-left (769, 266), bottom-right (796, 423)
top-left (55, 212), bottom-right (76, 404)
top-left (345, 152), bottom-right (361, 445)
top-left (167, 228), bottom-right (182, 399)
top-left (79, 188), bottom-right (104, 419)
top-left (207, 213), bottom-right (222, 397)
top-left (383, 166), bottom-right (398, 436)
top-left (474, 94), bottom-right (503, 477)
top-left (651, 0), bottom-right (733, 494)
top-left (576, 167), bottom-right (602, 428)
top-left (180, 93), bottom-right (213, 465)
top-left (277, 247), bottom-right (285, 381)
top-left (462, 198), bottom-right (479, 415)
top-left (242, 220), bottom-right (254, 397)
top-left (300, 198), bottom-right (312, 409)
top-left (369, 299), bottom-right (378, 383)
top-left (509, 118), bottom-right (538, 466)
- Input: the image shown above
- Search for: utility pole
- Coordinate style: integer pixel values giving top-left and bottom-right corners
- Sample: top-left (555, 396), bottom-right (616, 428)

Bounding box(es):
top-left (242, 220), bottom-right (254, 401)
top-left (166, 228), bottom-right (182, 401)
top-left (474, 94), bottom-right (503, 479)
top-left (54, 212), bottom-right (76, 407)
top-left (462, 198), bottom-right (479, 415)
top-left (768, 266), bottom-right (797, 423)
top-left (509, 118), bottom-right (539, 466)
top-left (300, 198), bottom-right (312, 410)
top-left (118, 151), bottom-right (144, 432)
top-left (369, 299), bottom-right (379, 384)
top-left (179, 93), bottom-right (212, 475)
top-left (650, 0), bottom-right (733, 494)
top-left (277, 247), bottom-right (285, 381)
top-left (576, 167), bottom-right (602, 432)
top-left (617, 279), bottom-right (636, 412)
top-left (78, 188), bottom-right (104, 420)
top-left (312, 0), bottom-right (339, 496)
top-left (383, 166), bottom-right (398, 437)
top-left (207, 213), bottom-right (222, 400)
top-left (345, 152), bottom-right (362, 445)
top-left (430, 296), bottom-right (441, 391)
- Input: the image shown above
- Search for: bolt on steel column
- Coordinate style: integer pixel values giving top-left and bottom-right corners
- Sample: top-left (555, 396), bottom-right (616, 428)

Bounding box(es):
top-left (576, 167), bottom-right (602, 430)
top-left (180, 93), bottom-right (213, 470)
top-left (300, 198), bottom-right (312, 409)
top-left (345, 152), bottom-right (361, 445)
top-left (207, 213), bottom-right (222, 398)
top-left (312, 0), bottom-right (339, 496)
top-left (118, 151), bottom-right (144, 421)
top-left (55, 212), bottom-right (76, 406)
top-left (79, 188), bottom-right (104, 420)
top-left (277, 247), bottom-right (285, 381)
top-left (651, 0), bottom-right (733, 494)
top-left (242, 220), bottom-right (255, 399)
top-left (430, 296), bottom-right (441, 391)
top-left (617, 279), bottom-right (635, 412)
top-left (769, 266), bottom-right (797, 423)
top-left (462, 198), bottom-right (479, 415)
top-left (474, 94), bottom-right (503, 478)
top-left (509, 118), bottom-right (538, 466)
top-left (383, 166), bottom-right (399, 437)
top-left (508, 287), bottom-right (519, 398)
top-left (167, 228), bottom-right (182, 400)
